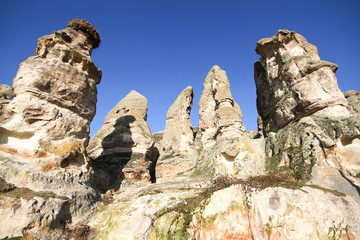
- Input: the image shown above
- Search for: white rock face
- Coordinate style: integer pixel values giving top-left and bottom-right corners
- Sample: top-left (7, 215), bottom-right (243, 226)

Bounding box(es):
top-left (87, 90), bottom-right (154, 189)
top-left (156, 86), bottom-right (197, 181)
top-left (255, 30), bottom-right (349, 134)
top-left (0, 26), bottom-right (101, 166)
top-left (199, 65), bottom-right (245, 147)
top-left (87, 181), bottom-right (360, 239)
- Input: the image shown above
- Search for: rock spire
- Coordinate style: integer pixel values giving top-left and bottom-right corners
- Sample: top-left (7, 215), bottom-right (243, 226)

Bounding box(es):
top-left (87, 90), bottom-right (154, 190)
top-left (254, 30), bottom-right (349, 134)
top-left (156, 86), bottom-right (197, 181)
top-left (199, 65), bottom-right (245, 146)
top-left (0, 21), bottom-right (102, 167)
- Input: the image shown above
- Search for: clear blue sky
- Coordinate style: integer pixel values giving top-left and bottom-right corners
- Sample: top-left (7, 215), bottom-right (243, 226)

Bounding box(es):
top-left (1, 0), bottom-right (359, 136)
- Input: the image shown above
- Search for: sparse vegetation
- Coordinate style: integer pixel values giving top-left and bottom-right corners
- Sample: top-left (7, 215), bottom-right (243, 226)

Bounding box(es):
top-left (0, 177), bottom-right (68, 201)
top-left (67, 18), bottom-right (101, 48)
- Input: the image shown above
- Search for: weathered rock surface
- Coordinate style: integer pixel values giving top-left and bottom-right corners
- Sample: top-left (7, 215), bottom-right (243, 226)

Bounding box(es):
top-left (1, 26), bottom-right (360, 240)
top-left (87, 91), bottom-right (154, 190)
top-left (0, 151), bottom-right (98, 239)
top-left (87, 178), bottom-right (360, 239)
top-left (156, 86), bottom-right (197, 181)
top-left (344, 90), bottom-right (360, 114)
top-left (255, 30), bottom-right (349, 134)
top-left (0, 20), bottom-right (102, 239)
top-left (0, 84), bottom-right (14, 102)
top-left (199, 65), bottom-right (245, 146)
top-left (0, 22), bottom-right (102, 165)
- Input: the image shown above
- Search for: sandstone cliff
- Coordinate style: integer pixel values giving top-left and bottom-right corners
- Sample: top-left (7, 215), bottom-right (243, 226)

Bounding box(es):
top-left (0, 27), bottom-right (359, 240)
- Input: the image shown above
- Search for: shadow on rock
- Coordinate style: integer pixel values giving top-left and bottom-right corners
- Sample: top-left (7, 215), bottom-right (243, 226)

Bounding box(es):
top-left (89, 115), bottom-right (135, 193)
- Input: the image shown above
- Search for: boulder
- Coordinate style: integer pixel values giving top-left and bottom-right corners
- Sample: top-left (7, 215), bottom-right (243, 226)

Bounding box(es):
top-left (156, 86), bottom-right (197, 181)
top-left (87, 90), bottom-right (154, 190)
top-left (255, 30), bottom-right (349, 134)
top-left (199, 65), bottom-right (245, 147)
top-left (0, 21), bottom-right (102, 167)
top-left (0, 84), bottom-right (14, 101)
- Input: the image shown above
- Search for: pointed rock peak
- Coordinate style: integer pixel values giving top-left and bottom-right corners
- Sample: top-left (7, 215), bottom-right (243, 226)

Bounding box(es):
top-left (210, 65), bottom-right (222, 71)
top-left (104, 90), bottom-right (148, 123)
top-left (199, 66), bottom-right (245, 144)
top-left (204, 65), bottom-right (229, 84)
top-left (166, 86), bottom-right (194, 122)
top-left (167, 87), bottom-right (194, 117)
top-left (156, 86), bottom-right (195, 182)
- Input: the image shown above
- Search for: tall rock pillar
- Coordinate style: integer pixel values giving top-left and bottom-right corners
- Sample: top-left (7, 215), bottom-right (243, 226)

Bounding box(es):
top-left (156, 86), bottom-right (197, 181)
top-left (199, 65), bottom-right (245, 146)
top-left (254, 30), bottom-right (349, 134)
top-left (0, 19), bottom-right (102, 167)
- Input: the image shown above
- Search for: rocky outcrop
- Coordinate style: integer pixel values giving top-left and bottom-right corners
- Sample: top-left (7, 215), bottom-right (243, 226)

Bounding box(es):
top-left (0, 84), bottom-right (13, 102)
top-left (193, 66), bottom-right (261, 179)
top-left (0, 20), bottom-right (102, 167)
top-left (344, 90), bottom-right (360, 114)
top-left (199, 65), bottom-right (245, 146)
top-left (87, 90), bottom-right (154, 190)
top-left (1, 25), bottom-right (359, 240)
top-left (156, 86), bottom-right (197, 181)
top-left (87, 176), bottom-right (360, 239)
top-left (0, 20), bottom-right (102, 239)
top-left (255, 30), bottom-right (349, 134)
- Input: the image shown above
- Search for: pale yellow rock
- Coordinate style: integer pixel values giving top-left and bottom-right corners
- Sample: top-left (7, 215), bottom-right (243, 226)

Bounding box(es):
top-left (199, 65), bottom-right (245, 146)
top-left (255, 30), bottom-right (349, 134)
top-left (0, 26), bottom-right (101, 164)
top-left (156, 86), bottom-right (197, 182)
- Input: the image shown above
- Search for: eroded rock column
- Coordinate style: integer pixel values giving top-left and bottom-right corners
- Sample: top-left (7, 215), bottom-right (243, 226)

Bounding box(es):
top-left (156, 86), bottom-right (197, 181)
top-left (254, 30), bottom-right (349, 134)
top-left (87, 90), bottom-right (154, 189)
top-left (199, 65), bottom-right (245, 146)
top-left (0, 20), bottom-right (102, 167)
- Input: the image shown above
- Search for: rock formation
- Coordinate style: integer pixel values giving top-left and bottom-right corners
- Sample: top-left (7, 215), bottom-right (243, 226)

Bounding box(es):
top-left (156, 86), bottom-right (197, 181)
top-left (87, 90), bottom-right (154, 190)
top-left (344, 90), bottom-right (360, 114)
top-left (193, 66), bottom-right (264, 179)
top-left (199, 65), bottom-right (245, 146)
top-left (0, 19), bottom-right (102, 239)
top-left (87, 31), bottom-right (360, 239)
top-left (0, 19), bottom-right (102, 167)
top-left (1, 26), bottom-right (360, 240)
top-left (0, 84), bottom-right (13, 102)
top-left (255, 30), bottom-right (349, 134)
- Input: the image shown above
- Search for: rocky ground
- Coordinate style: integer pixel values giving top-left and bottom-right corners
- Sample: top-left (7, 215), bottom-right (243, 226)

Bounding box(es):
top-left (0, 21), bottom-right (359, 240)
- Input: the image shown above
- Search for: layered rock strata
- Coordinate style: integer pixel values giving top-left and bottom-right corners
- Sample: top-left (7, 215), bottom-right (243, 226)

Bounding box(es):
top-left (0, 22), bottom-right (102, 166)
top-left (255, 30), bottom-right (349, 134)
top-left (156, 86), bottom-right (197, 181)
top-left (0, 20), bottom-right (102, 239)
top-left (199, 65), bottom-right (245, 147)
top-left (194, 66), bottom-right (261, 179)
top-left (87, 90), bottom-right (154, 190)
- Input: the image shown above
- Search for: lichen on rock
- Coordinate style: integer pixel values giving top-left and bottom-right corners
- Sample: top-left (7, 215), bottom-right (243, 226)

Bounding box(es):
top-left (255, 30), bottom-right (349, 135)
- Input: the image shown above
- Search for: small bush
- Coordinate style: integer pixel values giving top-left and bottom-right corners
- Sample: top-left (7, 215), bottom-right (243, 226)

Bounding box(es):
top-left (67, 18), bottom-right (101, 48)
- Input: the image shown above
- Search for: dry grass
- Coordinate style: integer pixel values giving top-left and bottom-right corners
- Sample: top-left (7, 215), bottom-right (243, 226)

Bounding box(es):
top-left (67, 18), bottom-right (101, 48)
